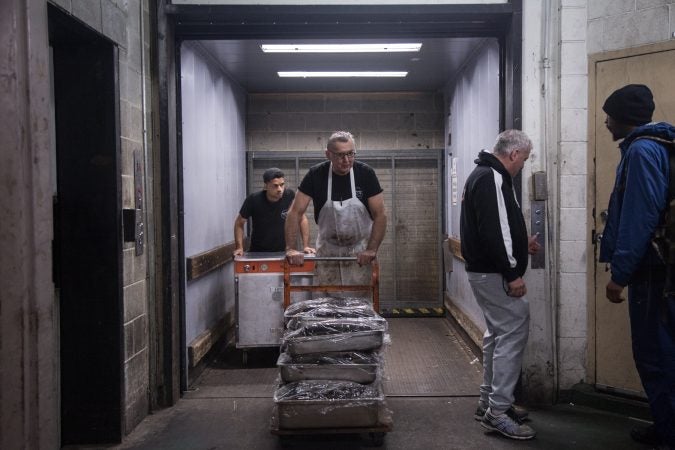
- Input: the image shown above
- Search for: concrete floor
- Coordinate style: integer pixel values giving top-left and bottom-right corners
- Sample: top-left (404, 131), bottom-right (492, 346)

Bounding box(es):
top-left (114, 396), bottom-right (651, 449)
top-left (77, 318), bottom-right (653, 450)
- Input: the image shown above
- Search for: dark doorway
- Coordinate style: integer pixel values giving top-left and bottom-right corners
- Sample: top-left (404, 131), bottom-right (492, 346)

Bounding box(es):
top-left (49, 5), bottom-right (124, 444)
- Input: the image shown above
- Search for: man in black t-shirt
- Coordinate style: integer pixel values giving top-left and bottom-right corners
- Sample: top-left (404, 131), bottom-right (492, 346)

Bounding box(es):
top-left (285, 131), bottom-right (387, 288)
top-left (233, 168), bottom-right (313, 255)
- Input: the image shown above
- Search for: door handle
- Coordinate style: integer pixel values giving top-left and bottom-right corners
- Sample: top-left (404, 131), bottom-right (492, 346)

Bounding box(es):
top-left (600, 209), bottom-right (608, 224)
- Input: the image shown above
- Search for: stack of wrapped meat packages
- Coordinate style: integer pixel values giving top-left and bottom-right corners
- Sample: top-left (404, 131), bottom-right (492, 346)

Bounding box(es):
top-left (271, 297), bottom-right (392, 433)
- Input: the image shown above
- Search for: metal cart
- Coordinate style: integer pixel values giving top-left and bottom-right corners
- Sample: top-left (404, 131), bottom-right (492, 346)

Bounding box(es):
top-left (272, 256), bottom-right (391, 447)
top-left (234, 252), bottom-right (315, 363)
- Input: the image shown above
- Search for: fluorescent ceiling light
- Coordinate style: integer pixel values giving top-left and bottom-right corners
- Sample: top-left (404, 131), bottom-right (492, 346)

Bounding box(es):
top-left (262, 43), bottom-right (422, 53)
top-left (278, 71), bottom-right (408, 78)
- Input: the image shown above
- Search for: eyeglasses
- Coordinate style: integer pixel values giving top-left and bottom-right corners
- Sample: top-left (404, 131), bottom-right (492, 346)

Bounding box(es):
top-left (329, 150), bottom-right (356, 160)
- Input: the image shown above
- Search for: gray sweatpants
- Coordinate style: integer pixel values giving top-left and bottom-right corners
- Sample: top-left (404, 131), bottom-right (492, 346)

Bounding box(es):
top-left (467, 272), bottom-right (530, 413)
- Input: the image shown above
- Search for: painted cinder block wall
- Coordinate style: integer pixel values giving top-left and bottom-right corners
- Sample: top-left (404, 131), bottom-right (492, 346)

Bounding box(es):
top-left (246, 92), bottom-right (445, 152)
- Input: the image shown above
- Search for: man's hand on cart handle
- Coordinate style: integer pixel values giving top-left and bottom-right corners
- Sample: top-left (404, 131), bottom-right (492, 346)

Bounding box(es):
top-left (286, 249), bottom-right (305, 265)
top-left (357, 249), bottom-right (377, 266)
top-left (303, 246), bottom-right (316, 254)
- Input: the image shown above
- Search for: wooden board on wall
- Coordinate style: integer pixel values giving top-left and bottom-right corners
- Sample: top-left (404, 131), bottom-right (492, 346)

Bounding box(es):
top-left (186, 242), bottom-right (237, 281)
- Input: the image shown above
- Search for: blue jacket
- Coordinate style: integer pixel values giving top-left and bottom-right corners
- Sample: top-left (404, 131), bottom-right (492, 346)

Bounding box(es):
top-left (599, 122), bottom-right (675, 286)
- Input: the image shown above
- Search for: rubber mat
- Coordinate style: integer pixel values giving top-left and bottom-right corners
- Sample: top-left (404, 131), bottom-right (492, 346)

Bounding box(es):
top-left (382, 318), bottom-right (482, 397)
top-left (186, 318), bottom-right (482, 399)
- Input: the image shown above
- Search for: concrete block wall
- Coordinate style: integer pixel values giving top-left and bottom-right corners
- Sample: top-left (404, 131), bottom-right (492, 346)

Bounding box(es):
top-left (246, 92), bottom-right (445, 152)
top-left (49, 0), bottom-right (153, 434)
top-left (557, 0), bottom-right (589, 389)
top-left (587, 0), bottom-right (675, 54)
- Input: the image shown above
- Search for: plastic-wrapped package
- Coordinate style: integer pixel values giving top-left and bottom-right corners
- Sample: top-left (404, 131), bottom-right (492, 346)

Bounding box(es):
top-left (285, 305), bottom-right (387, 331)
top-left (277, 351), bottom-right (381, 384)
top-left (281, 318), bottom-right (386, 355)
top-left (284, 297), bottom-right (373, 322)
top-left (272, 380), bottom-right (391, 429)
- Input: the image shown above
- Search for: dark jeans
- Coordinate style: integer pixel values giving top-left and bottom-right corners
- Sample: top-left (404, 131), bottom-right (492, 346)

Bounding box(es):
top-left (628, 271), bottom-right (675, 447)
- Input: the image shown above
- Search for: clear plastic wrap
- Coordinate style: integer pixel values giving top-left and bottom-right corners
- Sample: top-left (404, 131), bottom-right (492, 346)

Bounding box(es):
top-left (277, 351), bottom-right (382, 384)
top-left (271, 380), bottom-right (392, 430)
top-left (281, 318), bottom-right (386, 355)
top-left (284, 297), bottom-right (373, 321)
top-left (285, 306), bottom-right (387, 331)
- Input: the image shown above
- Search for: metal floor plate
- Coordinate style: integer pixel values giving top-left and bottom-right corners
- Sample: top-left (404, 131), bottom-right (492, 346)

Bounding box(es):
top-left (382, 318), bottom-right (482, 397)
top-left (187, 317), bottom-right (482, 399)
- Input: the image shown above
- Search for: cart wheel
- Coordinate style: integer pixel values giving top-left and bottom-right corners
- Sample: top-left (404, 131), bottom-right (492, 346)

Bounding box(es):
top-left (242, 350), bottom-right (248, 366)
top-left (366, 432), bottom-right (385, 447)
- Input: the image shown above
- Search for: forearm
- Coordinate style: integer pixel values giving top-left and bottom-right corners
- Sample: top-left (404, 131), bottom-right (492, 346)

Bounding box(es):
top-left (234, 222), bottom-right (245, 250)
top-left (285, 211), bottom-right (302, 251)
top-left (366, 213), bottom-right (387, 252)
top-left (300, 216), bottom-right (311, 249)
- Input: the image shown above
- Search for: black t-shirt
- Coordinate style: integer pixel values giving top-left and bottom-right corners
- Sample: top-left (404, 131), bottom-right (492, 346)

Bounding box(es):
top-left (239, 189), bottom-right (295, 252)
top-left (298, 161), bottom-right (383, 223)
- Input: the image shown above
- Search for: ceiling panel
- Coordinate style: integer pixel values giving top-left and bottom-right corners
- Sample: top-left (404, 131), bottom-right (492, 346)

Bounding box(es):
top-left (196, 37), bottom-right (491, 93)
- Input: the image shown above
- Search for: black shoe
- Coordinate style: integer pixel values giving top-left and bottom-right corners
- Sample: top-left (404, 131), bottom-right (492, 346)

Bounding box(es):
top-left (630, 424), bottom-right (660, 446)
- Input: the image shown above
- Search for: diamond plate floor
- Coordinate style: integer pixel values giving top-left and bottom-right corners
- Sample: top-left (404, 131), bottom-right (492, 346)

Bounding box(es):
top-left (382, 318), bottom-right (482, 397)
top-left (113, 319), bottom-right (648, 450)
top-left (186, 317), bottom-right (481, 399)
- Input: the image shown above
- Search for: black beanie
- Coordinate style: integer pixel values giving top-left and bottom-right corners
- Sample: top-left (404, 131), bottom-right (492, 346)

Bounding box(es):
top-left (602, 84), bottom-right (654, 126)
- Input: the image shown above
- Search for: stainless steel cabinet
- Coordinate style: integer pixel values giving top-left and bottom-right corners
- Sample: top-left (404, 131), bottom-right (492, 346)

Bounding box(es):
top-left (235, 253), bottom-right (313, 348)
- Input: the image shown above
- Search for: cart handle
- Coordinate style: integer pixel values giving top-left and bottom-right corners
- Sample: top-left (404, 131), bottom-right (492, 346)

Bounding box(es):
top-left (304, 256), bottom-right (358, 262)
top-left (283, 258), bottom-right (379, 313)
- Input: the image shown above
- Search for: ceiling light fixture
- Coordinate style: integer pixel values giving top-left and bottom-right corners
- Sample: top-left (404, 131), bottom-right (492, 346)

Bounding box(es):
top-left (262, 43), bottom-right (422, 53)
top-left (278, 71), bottom-right (408, 78)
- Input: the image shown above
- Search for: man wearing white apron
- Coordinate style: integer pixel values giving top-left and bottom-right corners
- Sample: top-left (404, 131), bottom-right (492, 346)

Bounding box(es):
top-left (285, 131), bottom-right (387, 292)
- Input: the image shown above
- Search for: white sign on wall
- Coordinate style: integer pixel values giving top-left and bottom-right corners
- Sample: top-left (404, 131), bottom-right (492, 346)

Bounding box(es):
top-left (451, 157), bottom-right (458, 206)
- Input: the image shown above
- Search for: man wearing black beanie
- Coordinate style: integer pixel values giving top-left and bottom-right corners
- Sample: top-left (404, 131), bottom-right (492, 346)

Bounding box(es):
top-left (599, 84), bottom-right (675, 448)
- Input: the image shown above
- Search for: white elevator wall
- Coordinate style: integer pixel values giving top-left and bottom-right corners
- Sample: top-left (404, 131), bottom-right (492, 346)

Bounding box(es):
top-left (180, 41), bottom-right (247, 347)
top-left (445, 39), bottom-right (500, 336)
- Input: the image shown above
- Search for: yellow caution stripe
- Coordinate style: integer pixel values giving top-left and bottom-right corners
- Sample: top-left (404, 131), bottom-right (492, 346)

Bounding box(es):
top-left (380, 307), bottom-right (445, 317)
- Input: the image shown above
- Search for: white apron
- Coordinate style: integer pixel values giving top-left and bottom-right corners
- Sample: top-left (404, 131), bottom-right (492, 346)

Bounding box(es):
top-left (314, 164), bottom-right (373, 294)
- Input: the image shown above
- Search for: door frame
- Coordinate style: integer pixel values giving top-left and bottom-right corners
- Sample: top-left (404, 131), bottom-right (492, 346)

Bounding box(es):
top-left (48, 4), bottom-right (124, 444)
top-left (156, 0), bottom-right (522, 396)
top-left (587, 39), bottom-right (675, 390)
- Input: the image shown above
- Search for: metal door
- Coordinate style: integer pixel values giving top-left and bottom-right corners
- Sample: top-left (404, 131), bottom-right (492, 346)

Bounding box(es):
top-left (591, 43), bottom-right (675, 395)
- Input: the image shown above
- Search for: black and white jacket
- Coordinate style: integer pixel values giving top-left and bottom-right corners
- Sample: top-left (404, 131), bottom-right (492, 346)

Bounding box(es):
top-left (460, 151), bottom-right (529, 282)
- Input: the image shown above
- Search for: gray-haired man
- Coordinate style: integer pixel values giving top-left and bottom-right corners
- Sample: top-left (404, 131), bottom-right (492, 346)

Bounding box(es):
top-left (460, 130), bottom-right (540, 440)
